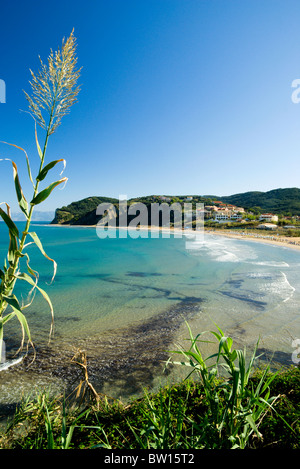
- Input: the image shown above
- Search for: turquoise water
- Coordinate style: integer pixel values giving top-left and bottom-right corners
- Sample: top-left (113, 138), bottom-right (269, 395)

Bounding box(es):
top-left (0, 222), bottom-right (300, 405)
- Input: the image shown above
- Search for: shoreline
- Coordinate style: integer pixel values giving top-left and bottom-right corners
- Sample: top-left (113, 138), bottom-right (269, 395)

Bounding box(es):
top-left (49, 223), bottom-right (300, 251)
top-left (204, 228), bottom-right (300, 251)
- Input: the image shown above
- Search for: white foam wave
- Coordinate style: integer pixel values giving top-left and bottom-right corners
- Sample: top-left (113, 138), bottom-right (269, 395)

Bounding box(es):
top-left (0, 356), bottom-right (24, 371)
top-left (281, 272), bottom-right (296, 302)
top-left (252, 261), bottom-right (290, 268)
top-left (257, 271), bottom-right (295, 303)
top-left (247, 273), bottom-right (273, 279)
top-left (186, 236), bottom-right (257, 263)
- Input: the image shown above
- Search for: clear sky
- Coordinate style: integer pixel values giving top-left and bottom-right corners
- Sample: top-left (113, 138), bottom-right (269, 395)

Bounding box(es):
top-left (1, 0), bottom-right (300, 214)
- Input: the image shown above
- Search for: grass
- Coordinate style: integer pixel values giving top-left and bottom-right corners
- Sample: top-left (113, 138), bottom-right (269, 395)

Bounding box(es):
top-left (168, 323), bottom-right (291, 449)
top-left (0, 324), bottom-right (299, 450)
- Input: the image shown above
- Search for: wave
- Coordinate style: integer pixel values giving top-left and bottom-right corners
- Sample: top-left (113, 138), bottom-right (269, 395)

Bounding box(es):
top-left (247, 273), bottom-right (273, 279)
top-left (0, 356), bottom-right (24, 371)
top-left (187, 238), bottom-right (291, 270)
top-left (251, 260), bottom-right (290, 268)
top-left (281, 272), bottom-right (296, 302)
top-left (186, 236), bottom-right (257, 263)
top-left (256, 271), bottom-right (296, 304)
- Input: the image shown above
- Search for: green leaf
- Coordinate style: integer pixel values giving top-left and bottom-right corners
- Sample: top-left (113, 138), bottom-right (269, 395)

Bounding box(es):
top-left (15, 272), bottom-right (53, 311)
top-left (15, 272), bottom-right (54, 337)
top-left (0, 159), bottom-right (29, 217)
top-left (45, 405), bottom-right (55, 449)
top-left (0, 203), bottom-right (19, 264)
top-left (0, 204), bottom-right (20, 264)
top-left (0, 320), bottom-right (3, 363)
top-left (8, 233), bottom-right (18, 263)
top-left (36, 159), bottom-right (66, 182)
top-left (1, 311), bottom-right (16, 326)
top-left (30, 178), bottom-right (68, 206)
top-left (2, 294), bottom-right (32, 346)
top-left (0, 141), bottom-right (34, 185)
top-left (22, 251), bottom-right (39, 279)
top-left (0, 205), bottom-right (19, 238)
top-left (35, 122), bottom-right (43, 160)
top-left (12, 162), bottom-right (29, 217)
top-left (245, 414), bottom-right (261, 438)
top-left (27, 232), bottom-right (57, 283)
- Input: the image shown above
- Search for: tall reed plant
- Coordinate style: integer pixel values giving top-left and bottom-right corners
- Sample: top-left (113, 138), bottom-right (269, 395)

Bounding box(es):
top-left (0, 30), bottom-right (80, 363)
top-left (169, 322), bottom-right (290, 449)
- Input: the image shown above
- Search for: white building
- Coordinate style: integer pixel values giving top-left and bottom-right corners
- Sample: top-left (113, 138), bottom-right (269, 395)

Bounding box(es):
top-left (214, 211), bottom-right (229, 220)
top-left (213, 210), bottom-right (242, 221)
top-left (158, 196), bottom-right (171, 202)
top-left (230, 213), bottom-right (243, 220)
top-left (258, 223), bottom-right (278, 230)
top-left (259, 214), bottom-right (278, 222)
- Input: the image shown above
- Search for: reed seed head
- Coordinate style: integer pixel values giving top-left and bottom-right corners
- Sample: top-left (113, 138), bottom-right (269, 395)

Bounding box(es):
top-left (24, 29), bottom-right (81, 134)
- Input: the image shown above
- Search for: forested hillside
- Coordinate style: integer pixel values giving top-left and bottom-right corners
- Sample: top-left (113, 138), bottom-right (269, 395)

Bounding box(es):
top-left (51, 188), bottom-right (300, 225)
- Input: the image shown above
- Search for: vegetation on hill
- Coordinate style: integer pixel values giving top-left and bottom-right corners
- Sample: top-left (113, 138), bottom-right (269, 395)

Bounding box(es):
top-left (51, 188), bottom-right (300, 225)
top-left (218, 188), bottom-right (300, 216)
top-left (51, 196), bottom-right (119, 224)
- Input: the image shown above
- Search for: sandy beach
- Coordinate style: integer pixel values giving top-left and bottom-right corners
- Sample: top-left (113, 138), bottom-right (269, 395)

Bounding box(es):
top-left (50, 223), bottom-right (300, 251)
top-left (204, 228), bottom-right (300, 251)
top-left (102, 224), bottom-right (300, 251)
top-left (123, 225), bottom-right (300, 252)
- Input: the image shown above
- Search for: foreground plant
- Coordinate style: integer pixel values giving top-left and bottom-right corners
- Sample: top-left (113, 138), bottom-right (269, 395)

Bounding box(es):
top-left (1, 390), bottom-right (88, 449)
top-left (0, 30), bottom-right (81, 363)
top-left (1, 362), bottom-right (298, 449)
top-left (168, 322), bottom-right (294, 449)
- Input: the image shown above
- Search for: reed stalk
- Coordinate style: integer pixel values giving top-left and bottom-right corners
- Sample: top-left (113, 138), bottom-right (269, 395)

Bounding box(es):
top-left (0, 30), bottom-right (80, 363)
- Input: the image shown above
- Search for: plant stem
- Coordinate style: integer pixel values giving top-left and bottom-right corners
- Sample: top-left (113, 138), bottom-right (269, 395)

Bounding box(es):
top-left (1, 129), bottom-right (51, 314)
top-left (4, 75), bottom-right (60, 299)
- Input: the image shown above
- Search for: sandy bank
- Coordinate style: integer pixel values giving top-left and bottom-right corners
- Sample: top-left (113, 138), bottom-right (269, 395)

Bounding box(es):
top-left (204, 228), bottom-right (300, 251)
top-left (49, 223), bottom-right (300, 251)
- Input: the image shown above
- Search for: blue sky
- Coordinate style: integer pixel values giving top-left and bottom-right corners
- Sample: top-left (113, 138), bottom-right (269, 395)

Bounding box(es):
top-left (1, 0), bottom-right (300, 214)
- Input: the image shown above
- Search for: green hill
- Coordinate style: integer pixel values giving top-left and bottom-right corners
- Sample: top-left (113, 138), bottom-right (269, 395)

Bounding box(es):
top-left (217, 188), bottom-right (300, 215)
top-left (51, 188), bottom-right (300, 225)
top-left (51, 196), bottom-right (119, 225)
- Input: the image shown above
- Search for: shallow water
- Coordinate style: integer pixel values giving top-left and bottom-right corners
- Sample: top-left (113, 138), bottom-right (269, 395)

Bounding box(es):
top-left (0, 223), bottom-right (299, 410)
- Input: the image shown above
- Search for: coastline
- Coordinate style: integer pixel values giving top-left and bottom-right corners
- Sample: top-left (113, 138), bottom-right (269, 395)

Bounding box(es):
top-left (49, 223), bottom-right (300, 251)
top-left (205, 228), bottom-right (300, 251)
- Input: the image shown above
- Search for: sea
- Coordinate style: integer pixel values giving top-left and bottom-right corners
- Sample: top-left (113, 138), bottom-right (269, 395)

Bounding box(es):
top-left (0, 222), bottom-right (300, 409)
